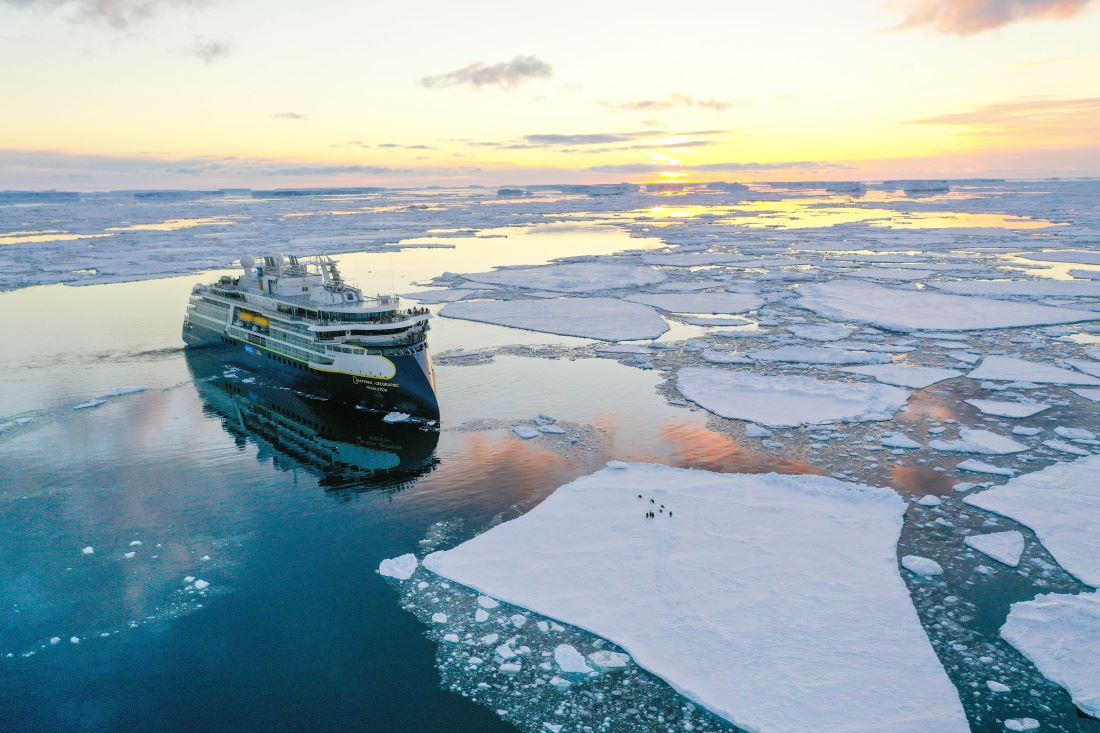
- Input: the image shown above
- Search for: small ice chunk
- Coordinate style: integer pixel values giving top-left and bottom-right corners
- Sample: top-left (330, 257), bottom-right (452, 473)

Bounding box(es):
top-left (510, 614), bottom-right (528, 628)
top-left (70, 636), bottom-right (80, 644)
top-left (1043, 439), bottom-right (1090, 456)
top-left (499, 662), bottom-right (522, 674)
top-left (553, 644), bottom-right (592, 673)
top-left (383, 411), bottom-right (411, 423)
top-left (965, 399), bottom-right (1050, 418)
top-left (1004, 718), bottom-right (1040, 731)
top-left (442, 633), bottom-right (460, 643)
top-left (969, 356), bottom-right (1100, 386)
top-left (916, 495), bottom-right (941, 507)
top-left (81, 546), bottom-right (94, 555)
top-left (183, 575), bottom-right (195, 583)
top-left (1054, 426), bottom-right (1095, 442)
top-left (512, 425), bottom-right (539, 439)
top-left (49, 637), bottom-right (61, 645)
top-left (1012, 426), bottom-right (1042, 437)
top-left (543, 723), bottom-right (563, 733)
top-left (882, 433), bottom-right (920, 449)
top-left (957, 459), bottom-right (1016, 476)
top-left (548, 676), bottom-right (571, 690)
top-left (477, 595), bottom-right (500, 609)
top-left (929, 429), bottom-right (1027, 455)
top-left (431, 612), bottom-right (448, 624)
top-left (73, 399), bottom-right (107, 410)
top-left (985, 680), bottom-right (1011, 693)
top-left (606, 460), bottom-right (629, 470)
top-left (474, 609), bottom-right (490, 623)
top-left (378, 553), bottom-right (419, 580)
top-left (745, 424), bottom-right (772, 438)
top-left (193, 579), bottom-right (209, 590)
top-left (965, 531), bottom-right (1025, 567)
top-left (496, 643), bottom-right (516, 660)
top-left (123, 551), bottom-right (136, 559)
top-left (587, 650), bottom-right (631, 671)
top-left (538, 424), bottom-right (566, 435)
top-left (901, 555), bottom-right (944, 577)
top-left (479, 633), bottom-right (499, 645)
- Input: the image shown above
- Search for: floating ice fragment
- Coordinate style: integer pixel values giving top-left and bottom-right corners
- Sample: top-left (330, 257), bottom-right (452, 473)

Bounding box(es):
top-left (745, 424), bottom-right (772, 438)
top-left (901, 555), bottom-right (944, 577)
top-left (477, 595), bottom-right (500, 609)
top-left (748, 346), bottom-right (891, 366)
top-left (442, 633), bottom-right (460, 643)
top-left (538, 424), bottom-right (566, 434)
top-left (965, 400), bottom-right (1050, 418)
top-left (587, 650), bottom-right (631, 671)
top-left (193, 579), bottom-right (209, 590)
top-left (465, 263), bottom-right (666, 293)
top-left (81, 546), bottom-right (94, 555)
top-left (883, 433), bottom-right (920, 449)
top-left (123, 551), bottom-right (136, 559)
top-left (442, 297), bottom-right (670, 342)
top-left (510, 614), bottom-right (528, 628)
top-left (512, 425), bottom-right (539, 439)
top-left (1072, 388), bottom-right (1100, 402)
top-left (787, 324), bottom-right (853, 341)
top-left (606, 461), bottom-right (628, 470)
top-left (915, 495), bottom-right (941, 507)
top-left (383, 411), bottom-right (412, 423)
top-left (496, 643), bottom-right (516, 660)
top-left (378, 553), bottom-right (419, 580)
top-left (69, 636), bottom-right (80, 644)
top-left (929, 429), bottom-right (1027, 455)
top-left (626, 292), bottom-right (762, 315)
top-left (969, 356), bottom-right (1100, 386)
top-left (548, 676), bottom-right (571, 690)
top-left (1054, 426), bottom-right (1095, 442)
top-left (964, 531), bottom-right (1025, 567)
top-left (431, 612), bottom-right (448, 624)
top-left (1012, 426), bottom-right (1043, 437)
top-left (183, 576), bottom-right (195, 584)
top-left (499, 662), bottom-right (522, 674)
top-left (1004, 718), bottom-right (1040, 731)
top-left (129, 540), bottom-right (142, 546)
top-left (553, 644), bottom-right (592, 674)
top-left (49, 637), bottom-right (60, 645)
top-left (957, 459), bottom-right (1016, 476)
top-left (98, 386), bottom-right (146, 398)
top-left (1043, 440), bottom-right (1090, 456)
top-left (474, 609), bottom-right (490, 623)
top-left (73, 399), bottom-right (107, 410)
top-left (986, 680), bottom-right (1011, 693)
top-left (842, 364), bottom-right (963, 389)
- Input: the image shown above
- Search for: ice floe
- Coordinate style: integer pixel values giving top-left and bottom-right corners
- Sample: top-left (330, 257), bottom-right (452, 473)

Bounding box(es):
top-left (379, 553), bottom-right (419, 581)
top-left (928, 429), bottom-right (1028, 455)
top-left (798, 281), bottom-right (1099, 332)
top-left (422, 463), bottom-right (968, 732)
top-left (441, 297), bottom-right (669, 341)
top-left (676, 367), bottom-right (910, 427)
top-left (967, 356), bottom-right (1100, 386)
top-left (464, 264), bottom-right (667, 293)
top-left (965, 454), bottom-right (1100, 585)
top-left (1000, 591), bottom-right (1100, 719)
top-left (964, 531), bottom-right (1025, 567)
top-left (625, 292), bottom-right (762, 315)
top-left (746, 346), bottom-right (891, 365)
top-left (841, 364), bottom-right (963, 389)
top-left (901, 555), bottom-right (944, 577)
top-left (964, 400), bottom-right (1050, 418)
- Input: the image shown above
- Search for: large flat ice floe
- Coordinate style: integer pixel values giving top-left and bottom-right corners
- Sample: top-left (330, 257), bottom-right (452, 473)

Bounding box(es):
top-left (625, 292), bottom-right (763, 314)
top-left (964, 454), bottom-right (1100, 586)
top-left (797, 281), bottom-right (1100, 332)
top-left (463, 263), bottom-right (667, 293)
top-left (423, 464), bottom-right (968, 733)
top-left (1000, 591), bottom-right (1100, 719)
top-left (967, 356), bottom-right (1100, 386)
top-left (841, 364), bottom-right (963, 389)
top-left (676, 367), bottom-right (910, 427)
top-left (440, 297), bottom-right (669, 342)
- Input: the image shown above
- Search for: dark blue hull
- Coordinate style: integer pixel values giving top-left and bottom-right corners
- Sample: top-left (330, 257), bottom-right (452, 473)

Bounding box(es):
top-left (182, 319), bottom-right (439, 419)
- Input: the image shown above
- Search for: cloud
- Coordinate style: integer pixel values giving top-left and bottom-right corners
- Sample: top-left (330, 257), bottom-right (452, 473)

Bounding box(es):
top-left (472, 129), bottom-right (728, 151)
top-left (890, 0), bottom-right (1093, 34)
top-left (191, 36), bottom-right (230, 64)
top-left (908, 96), bottom-right (1100, 141)
top-left (271, 111), bottom-right (307, 121)
top-left (419, 55), bottom-right (552, 90)
top-left (605, 93), bottom-right (743, 112)
top-left (1, 0), bottom-right (217, 29)
top-left (589, 160), bottom-right (851, 173)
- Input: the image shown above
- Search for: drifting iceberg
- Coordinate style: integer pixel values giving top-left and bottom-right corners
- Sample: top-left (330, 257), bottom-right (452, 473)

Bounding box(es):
top-left (423, 464), bottom-right (968, 733)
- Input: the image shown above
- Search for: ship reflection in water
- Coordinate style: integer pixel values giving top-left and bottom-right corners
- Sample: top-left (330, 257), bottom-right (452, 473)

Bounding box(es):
top-left (186, 351), bottom-right (440, 497)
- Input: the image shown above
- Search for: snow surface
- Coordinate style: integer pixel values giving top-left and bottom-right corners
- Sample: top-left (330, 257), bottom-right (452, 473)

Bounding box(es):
top-left (423, 463), bottom-right (967, 732)
top-left (964, 531), bottom-right (1025, 567)
top-left (841, 364), bottom-right (963, 389)
top-left (441, 298), bottom-right (669, 342)
top-left (964, 400), bottom-right (1050, 418)
top-left (965, 454), bottom-right (1100, 586)
top-left (676, 367), bottom-right (910, 427)
top-left (625, 292), bottom-right (762, 315)
top-left (1000, 591), bottom-right (1100, 718)
top-left (967, 356), bottom-right (1100, 386)
top-left (797, 281), bottom-right (1099, 332)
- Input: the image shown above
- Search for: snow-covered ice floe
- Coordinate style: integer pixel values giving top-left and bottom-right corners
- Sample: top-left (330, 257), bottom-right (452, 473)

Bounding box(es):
top-left (967, 356), bottom-right (1100, 386)
top-left (797, 281), bottom-right (1100, 332)
top-left (441, 297), bottom-right (669, 342)
top-left (841, 364), bottom-right (963, 389)
top-left (624, 292), bottom-right (762, 315)
top-left (964, 454), bottom-right (1100, 586)
top-left (746, 346), bottom-right (891, 365)
top-left (422, 464), bottom-right (968, 733)
top-left (928, 428), bottom-right (1028, 455)
top-left (963, 531), bottom-right (1025, 567)
top-left (1000, 591), bottom-right (1100, 719)
top-left (464, 263), bottom-right (667, 293)
top-left (964, 399), bottom-right (1050, 418)
top-left (676, 367), bottom-right (910, 427)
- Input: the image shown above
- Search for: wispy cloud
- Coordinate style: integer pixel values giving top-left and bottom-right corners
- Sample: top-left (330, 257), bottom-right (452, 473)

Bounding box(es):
top-left (190, 36), bottom-right (230, 64)
top-left (1, 0), bottom-right (218, 29)
top-left (589, 160), bottom-right (850, 173)
top-left (419, 55), bottom-right (552, 90)
top-left (271, 111), bottom-right (307, 121)
top-left (908, 96), bottom-right (1100, 140)
top-left (604, 93), bottom-right (743, 112)
top-left (890, 0), bottom-right (1094, 35)
top-left (471, 129), bottom-right (728, 151)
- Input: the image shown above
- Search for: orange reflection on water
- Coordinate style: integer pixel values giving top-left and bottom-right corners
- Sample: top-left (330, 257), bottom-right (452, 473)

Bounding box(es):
top-left (891, 465), bottom-right (954, 496)
top-left (106, 217), bottom-right (237, 232)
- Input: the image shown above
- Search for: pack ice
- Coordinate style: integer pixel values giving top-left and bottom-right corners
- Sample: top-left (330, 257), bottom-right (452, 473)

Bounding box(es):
top-left (463, 264), bottom-right (666, 293)
top-left (676, 367), bottom-right (910, 427)
top-left (422, 464), bottom-right (967, 733)
top-left (440, 298), bottom-right (669, 342)
top-left (797, 281), bottom-right (1099, 332)
top-left (964, 454), bottom-right (1100, 586)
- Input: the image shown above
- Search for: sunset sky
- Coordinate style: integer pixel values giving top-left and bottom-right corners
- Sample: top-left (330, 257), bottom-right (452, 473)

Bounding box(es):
top-left (2, 0), bottom-right (1099, 189)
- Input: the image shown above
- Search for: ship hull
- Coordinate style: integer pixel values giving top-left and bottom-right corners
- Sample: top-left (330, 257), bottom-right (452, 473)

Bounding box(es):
top-left (182, 319), bottom-right (439, 418)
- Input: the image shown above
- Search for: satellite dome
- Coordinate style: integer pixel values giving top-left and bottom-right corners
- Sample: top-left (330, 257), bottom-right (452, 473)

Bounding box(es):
top-left (240, 254), bottom-right (255, 270)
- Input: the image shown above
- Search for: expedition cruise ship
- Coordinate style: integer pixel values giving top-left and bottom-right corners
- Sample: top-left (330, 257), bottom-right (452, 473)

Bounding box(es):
top-left (182, 255), bottom-right (438, 418)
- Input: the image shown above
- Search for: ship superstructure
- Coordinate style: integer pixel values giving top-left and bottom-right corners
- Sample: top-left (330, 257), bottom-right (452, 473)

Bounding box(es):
top-left (183, 254), bottom-right (438, 417)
